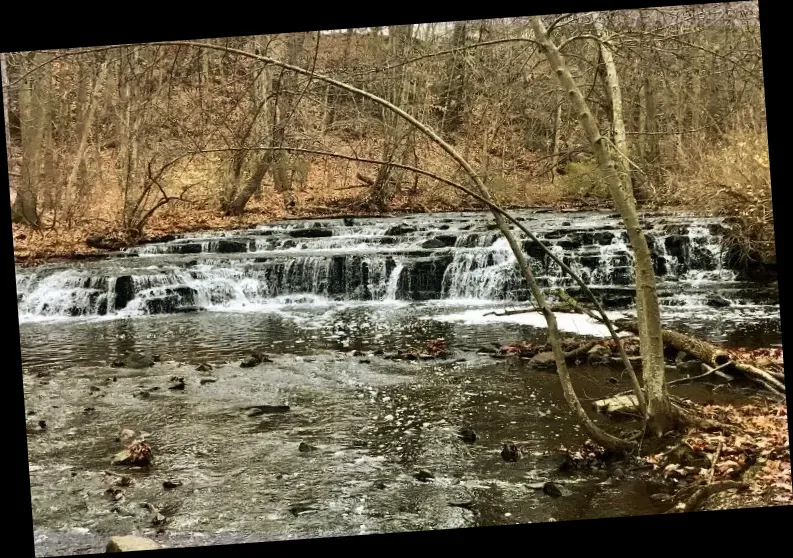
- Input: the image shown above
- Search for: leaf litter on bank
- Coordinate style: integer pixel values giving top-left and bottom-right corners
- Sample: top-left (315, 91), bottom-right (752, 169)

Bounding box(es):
top-left (645, 400), bottom-right (790, 508)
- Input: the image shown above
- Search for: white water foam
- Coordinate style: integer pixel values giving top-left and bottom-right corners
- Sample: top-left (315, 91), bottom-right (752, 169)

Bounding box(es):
top-left (430, 309), bottom-right (633, 338)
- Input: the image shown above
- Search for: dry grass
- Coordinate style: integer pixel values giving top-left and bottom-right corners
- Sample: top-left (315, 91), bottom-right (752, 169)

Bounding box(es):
top-left (666, 129), bottom-right (774, 262)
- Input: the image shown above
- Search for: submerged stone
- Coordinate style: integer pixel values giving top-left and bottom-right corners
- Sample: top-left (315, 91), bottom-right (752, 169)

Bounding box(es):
top-left (123, 352), bottom-right (155, 369)
top-left (385, 224), bottom-right (417, 236)
top-left (106, 536), bottom-right (161, 552)
top-left (289, 228), bottom-right (333, 238)
top-left (528, 352), bottom-right (556, 370)
top-left (420, 238), bottom-right (447, 249)
top-left (214, 239), bottom-right (249, 253)
top-left (706, 294), bottom-right (731, 308)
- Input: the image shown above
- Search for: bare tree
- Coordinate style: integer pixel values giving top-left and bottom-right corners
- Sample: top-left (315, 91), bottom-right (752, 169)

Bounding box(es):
top-left (13, 51), bottom-right (51, 227)
top-left (366, 25), bottom-right (415, 211)
top-left (531, 15), bottom-right (674, 435)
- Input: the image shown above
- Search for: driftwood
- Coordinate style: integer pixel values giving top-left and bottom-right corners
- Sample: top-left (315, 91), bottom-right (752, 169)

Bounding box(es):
top-left (616, 320), bottom-right (785, 395)
top-left (591, 362), bottom-right (736, 413)
top-left (616, 320), bottom-right (730, 366)
top-left (565, 340), bottom-right (599, 361)
top-left (483, 303), bottom-right (575, 317)
top-left (593, 394), bottom-right (641, 417)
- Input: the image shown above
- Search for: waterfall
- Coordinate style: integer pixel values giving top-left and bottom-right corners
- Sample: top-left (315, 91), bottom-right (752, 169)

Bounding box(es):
top-left (15, 211), bottom-right (757, 323)
top-left (384, 264), bottom-right (404, 301)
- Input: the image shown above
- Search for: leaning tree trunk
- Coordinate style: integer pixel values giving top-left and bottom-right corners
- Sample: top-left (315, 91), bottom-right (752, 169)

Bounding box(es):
top-left (616, 320), bottom-right (785, 394)
top-left (531, 16), bottom-right (674, 436)
top-left (438, 21), bottom-right (469, 135)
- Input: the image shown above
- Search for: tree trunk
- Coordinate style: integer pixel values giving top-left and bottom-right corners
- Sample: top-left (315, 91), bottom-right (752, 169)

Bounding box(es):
top-left (550, 100), bottom-right (563, 182)
top-left (644, 76), bottom-right (661, 190)
top-left (13, 52), bottom-right (48, 227)
top-left (368, 25), bottom-right (413, 210)
top-left (1, 53), bottom-right (16, 208)
top-left (323, 28), bottom-right (354, 132)
top-left (225, 38), bottom-right (278, 213)
top-left (271, 33), bottom-right (305, 209)
top-left (593, 18), bottom-right (650, 204)
top-left (64, 60), bottom-right (108, 225)
top-left (225, 154), bottom-right (274, 216)
top-left (532, 16), bottom-right (674, 436)
top-left (439, 21), bottom-right (468, 135)
top-left (637, 81), bottom-right (646, 161)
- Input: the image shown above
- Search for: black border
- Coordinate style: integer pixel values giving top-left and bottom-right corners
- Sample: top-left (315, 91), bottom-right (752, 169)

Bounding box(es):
top-left (2, 1), bottom-right (790, 556)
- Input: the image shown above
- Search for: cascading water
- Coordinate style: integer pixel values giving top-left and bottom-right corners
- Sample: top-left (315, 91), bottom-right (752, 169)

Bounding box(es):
top-left (14, 210), bottom-right (775, 324)
top-left (384, 263), bottom-right (405, 301)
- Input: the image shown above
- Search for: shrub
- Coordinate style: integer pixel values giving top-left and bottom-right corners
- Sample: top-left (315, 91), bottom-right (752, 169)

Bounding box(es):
top-left (558, 159), bottom-right (610, 199)
top-left (668, 129), bottom-right (774, 264)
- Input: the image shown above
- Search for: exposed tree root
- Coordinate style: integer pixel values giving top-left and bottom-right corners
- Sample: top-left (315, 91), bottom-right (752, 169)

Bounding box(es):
top-left (667, 481), bottom-right (750, 513)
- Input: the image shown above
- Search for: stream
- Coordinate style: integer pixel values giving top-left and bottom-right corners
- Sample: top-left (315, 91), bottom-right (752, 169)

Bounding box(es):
top-left (17, 210), bottom-right (782, 555)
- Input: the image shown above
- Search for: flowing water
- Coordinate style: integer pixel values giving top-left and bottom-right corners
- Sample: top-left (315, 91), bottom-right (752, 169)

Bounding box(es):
top-left (17, 210), bottom-right (783, 555)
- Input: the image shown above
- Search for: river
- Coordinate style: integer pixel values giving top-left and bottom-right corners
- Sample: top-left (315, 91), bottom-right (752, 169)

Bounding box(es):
top-left (17, 210), bottom-right (782, 555)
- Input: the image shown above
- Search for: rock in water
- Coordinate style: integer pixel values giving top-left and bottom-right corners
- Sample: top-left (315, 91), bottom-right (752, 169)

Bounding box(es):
top-left (245, 405), bottom-right (290, 416)
top-left (298, 442), bottom-right (318, 453)
top-left (414, 470), bottom-right (435, 482)
top-left (543, 482), bottom-right (563, 498)
top-left (420, 238), bottom-right (446, 249)
top-left (501, 443), bottom-right (520, 462)
top-left (168, 376), bottom-right (186, 390)
top-left (528, 352), bottom-right (556, 370)
top-left (240, 352), bottom-right (272, 368)
top-left (106, 535), bottom-right (161, 552)
top-left (195, 362), bottom-right (212, 372)
top-left (385, 224), bottom-right (417, 236)
top-left (123, 352), bottom-right (155, 369)
top-left (111, 441), bottom-right (153, 466)
top-left (458, 427), bottom-right (477, 443)
top-left (240, 353), bottom-right (262, 368)
top-left (705, 294), bottom-right (731, 308)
